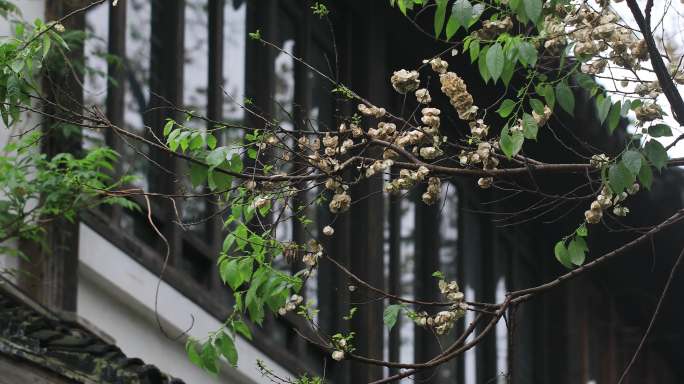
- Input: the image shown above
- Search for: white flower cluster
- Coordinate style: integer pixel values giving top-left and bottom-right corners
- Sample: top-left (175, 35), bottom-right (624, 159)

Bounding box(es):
top-left (384, 166), bottom-right (431, 193)
top-left (422, 177), bottom-right (442, 205)
top-left (423, 57), bottom-right (448, 74)
top-left (543, 15), bottom-right (567, 54)
top-left (459, 141), bottom-right (500, 189)
top-left (331, 350), bottom-right (345, 361)
top-left (634, 81), bottom-right (661, 98)
top-left (440, 71), bottom-right (478, 121)
top-left (532, 105), bottom-right (553, 125)
top-left (414, 279), bottom-right (466, 335)
top-left (366, 159), bottom-right (395, 178)
top-left (278, 294), bottom-right (303, 316)
top-left (564, 7), bottom-right (650, 73)
top-left (368, 122), bottom-right (397, 141)
top-left (589, 153), bottom-right (610, 168)
top-left (329, 192), bottom-right (352, 213)
top-left (634, 103), bottom-right (663, 122)
top-left (357, 103), bottom-right (386, 118)
top-left (415, 88), bottom-right (432, 104)
top-left (584, 184), bottom-right (638, 224)
top-left (391, 69), bottom-right (420, 94)
top-left (297, 134), bottom-right (343, 175)
top-left (302, 239), bottom-right (323, 267)
top-left (474, 16), bottom-right (513, 40)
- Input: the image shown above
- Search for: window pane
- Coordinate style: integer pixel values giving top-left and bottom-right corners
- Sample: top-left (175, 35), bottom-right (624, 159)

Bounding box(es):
top-left (122, 0), bottom-right (152, 191)
top-left (184, 0), bottom-right (208, 118)
top-left (83, 3), bottom-right (109, 149)
top-left (399, 199), bottom-right (415, 364)
top-left (223, 0), bottom-right (246, 121)
top-left (274, 14), bottom-right (295, 132)
top-left (182, 0), bottom-right (209, 238)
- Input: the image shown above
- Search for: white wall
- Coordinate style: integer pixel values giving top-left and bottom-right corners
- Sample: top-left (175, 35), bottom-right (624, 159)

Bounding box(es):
top-left (77, 223), bottom-right (293, 384)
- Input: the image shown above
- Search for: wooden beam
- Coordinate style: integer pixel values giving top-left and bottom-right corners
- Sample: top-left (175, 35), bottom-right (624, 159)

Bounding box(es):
top-left (18, 0), bottom-right (87, 312)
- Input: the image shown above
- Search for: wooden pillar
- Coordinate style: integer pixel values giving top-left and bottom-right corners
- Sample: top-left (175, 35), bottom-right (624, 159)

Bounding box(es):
top-left (105, 0), bottom-right (126, 225)
top-left (19, 0), bottom-right (87, 312)
top-left (413, 197), bottom-right (441, 382)
top-left (348, 2), bottom-right (386, 381)
top-left (148, 0), bottom-right (184, 263)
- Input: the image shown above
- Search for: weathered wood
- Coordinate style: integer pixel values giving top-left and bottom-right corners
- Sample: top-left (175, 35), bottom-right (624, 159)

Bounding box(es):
top-left (18, 0), bottom-right (86, 313)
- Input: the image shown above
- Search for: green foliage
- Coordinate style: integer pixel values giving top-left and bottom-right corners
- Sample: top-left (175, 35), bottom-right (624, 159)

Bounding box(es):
top-left (311, 2), bottom-right (329, 18)
top-left (499, 125), bottom-right (524, 158)
top-left (0, 132), bottom-right (133, 255)
top-left (555, 82), bottom-right (575, 116)
top-left (497, 99), bottom-right (516, 117)
top-left (648, 124), bottom-right (673, 138)
top-left (554, 224), bottom-right (589, 268)
top-left (383, 304), bottom-right (403, 330)
top-left (608, 161), bottom-right (635, 194)
top-left (643, 139), bottom-right (668, 171)
top-left (522, 113), bottom-right (538, 140)
top-left (486, 43), bottom-right (504, 82)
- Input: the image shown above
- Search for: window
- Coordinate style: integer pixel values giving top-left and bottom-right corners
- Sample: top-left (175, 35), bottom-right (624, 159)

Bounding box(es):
top-left (81, 0), bottom-right (347, 375)
top-left (81, 2), bottom-right (511, 380)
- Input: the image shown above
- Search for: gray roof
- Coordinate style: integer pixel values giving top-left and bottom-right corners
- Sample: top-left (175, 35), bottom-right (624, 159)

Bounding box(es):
top-left (0, 279), bottom-right (185, 384)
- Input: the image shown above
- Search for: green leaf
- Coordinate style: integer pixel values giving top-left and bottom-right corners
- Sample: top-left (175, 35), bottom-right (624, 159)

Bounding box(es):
top-left (478, 47), bottom-right (490, 82)
top-left (523, 0), bottom-right (542, 23)
top-left (541, 84), bottom-right (555, 108)
top-left (186, 339), bottom-right (202, 368)
top-left (648, 124), bottom-right (673, 137)
top-left (206, 134), bottom-right (218, 149)
top-left (608, 162), bottom-right (635, 193)
top-left (383, 304), bottom-right (403, 331)
top-left (235, 223), bottom-right (248, 249)
top-left (469, 39), bottom-right (480, 63)
top-left (638, 162), bottom-right (653, 190)
top-left (200, 342), bottom-right (219, 374)
top-left (246, 283), bottom-right (265, 325)
top-left (232, 320), bottom-right (253, 341)
top-left (220, 259), bottom-right (243, 291)
top-left (190, 162), bottom-right (208, 187)
top-left (206, 147), bottom-right (228, 167)
top-left (522, 113), bottom-right (538, 140)
top-left (568, 237), bottom-right (588, 266)
top-left (445, 15), bottom-right (460, 40)
top-left (575, 73), bottom-right (596, 91)
top-left (596, 95), bottom-right (611, 124)
top-left (554, 241), bottom-right (573, 269)
top-left (644, 139), bottom-right (668, 171)
top-left (163, 119), bottom-right (174, 136)
top-left (432, 271), bottom-right (445, 279)
top-left (468, 3), bottom-right (485, 28)
top-left (501, 58), bottom-right (516, 87)
top-left (238, 258), bottom-right (254, 282)
top-left (517, 41), bottom-right (538, 67)
top-left (486, 43), bottom-right (504, 82)
top-left (576, 224), bottom-right (588, 237)
top-left (230, 153), bottom-right (244, 173)
top-left (555, 82), bottom-right (575, 115)
top-left (529, 98), bottom-right (545, 114)
top-left (397, 0), bottom-right (407, 14)
top-left (497, 99), bottom-right (516, 118)
top-left (621, 150), bottom-right (642, 176)
top-left (499, 126), bottom-right (525, 158)
top-left (452, 0), bottom-right (473, 28)
top-left (434, 0), bottom-right (448, 37)
top-left (216, 333), bottom-right (238, 367)
top-left (607, 101), bottom-right (621, 133)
